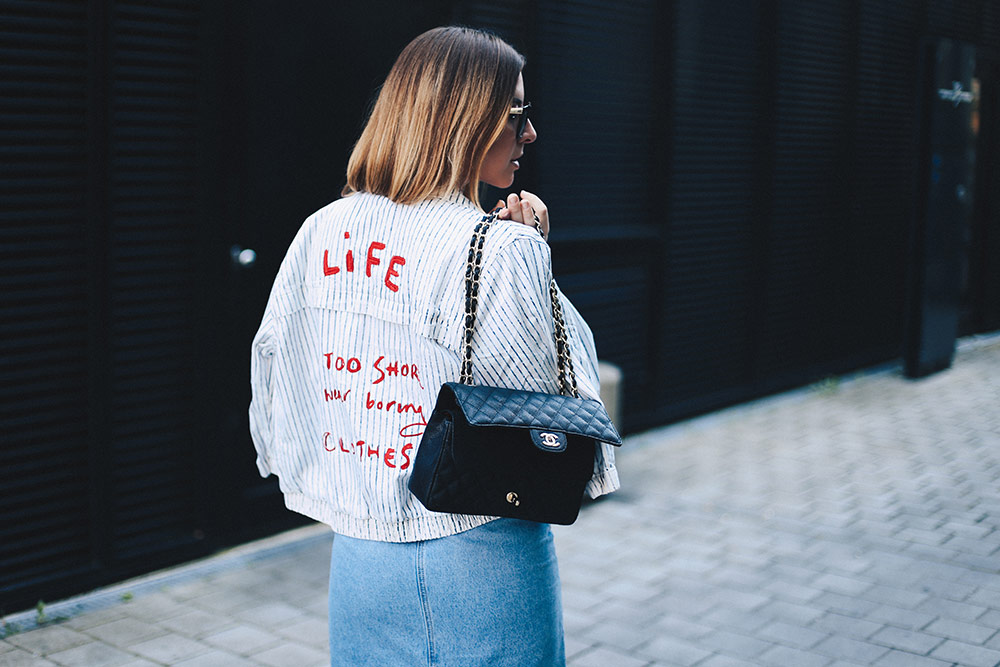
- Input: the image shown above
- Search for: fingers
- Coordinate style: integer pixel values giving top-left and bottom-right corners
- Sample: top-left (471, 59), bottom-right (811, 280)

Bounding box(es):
top-left (495, 199), bottom-right (509, 219)
top-left (507, 193), bottom-right (523, 221)
top-left (495, 191), bottom-right (549, 239)
top-left (519, 197), bottom-right (534, 231)
top-left (517, 190), bottom-right (549, 239)
top-left (496, 192), bottom-right (523, 222)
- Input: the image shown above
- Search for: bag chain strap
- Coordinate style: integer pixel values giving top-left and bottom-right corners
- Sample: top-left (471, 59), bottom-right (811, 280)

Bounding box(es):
top-left (459, 212), bottom-right (579, 398)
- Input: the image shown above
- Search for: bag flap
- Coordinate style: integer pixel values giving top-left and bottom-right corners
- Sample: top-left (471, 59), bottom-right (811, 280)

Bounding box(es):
top-left (444, 382), bottom-right (623, 446)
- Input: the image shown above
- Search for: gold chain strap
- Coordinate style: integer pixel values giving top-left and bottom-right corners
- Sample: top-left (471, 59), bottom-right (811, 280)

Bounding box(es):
top-left (459, 213), bottom-right (578, 397)
top-left (548, 277), bottom-right (579, 397)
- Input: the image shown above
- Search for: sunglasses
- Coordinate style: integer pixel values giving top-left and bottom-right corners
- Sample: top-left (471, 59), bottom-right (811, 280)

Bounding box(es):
top-left (509, 101), bottom-right (532, 140)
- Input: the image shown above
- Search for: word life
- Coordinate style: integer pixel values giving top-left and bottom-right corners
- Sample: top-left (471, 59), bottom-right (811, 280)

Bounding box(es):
top-left (323, 232), bottom-right (406, 292)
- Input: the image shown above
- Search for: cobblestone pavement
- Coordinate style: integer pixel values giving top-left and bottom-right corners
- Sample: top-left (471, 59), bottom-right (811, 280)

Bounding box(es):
top-left (3, 337), bottom-right (999, 666)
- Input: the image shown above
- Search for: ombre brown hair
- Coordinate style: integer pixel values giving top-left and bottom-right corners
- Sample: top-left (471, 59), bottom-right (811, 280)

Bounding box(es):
top-left (342, 26), bottom-right (525, 209)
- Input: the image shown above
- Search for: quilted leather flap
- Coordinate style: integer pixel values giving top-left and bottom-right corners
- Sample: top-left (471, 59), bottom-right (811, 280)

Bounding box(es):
top-left (445, 382), bottom-right (623, 446)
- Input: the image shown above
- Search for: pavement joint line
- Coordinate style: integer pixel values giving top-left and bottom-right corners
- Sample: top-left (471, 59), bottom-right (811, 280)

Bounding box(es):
top-left (1, 523), bottom-right (332, 636)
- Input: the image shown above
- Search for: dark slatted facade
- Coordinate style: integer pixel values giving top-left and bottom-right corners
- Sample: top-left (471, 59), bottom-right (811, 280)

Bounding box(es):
top-left (105, 1), bottom-right (203, 561)
top-left (661, 1), bottom-right (765, 414)
top-left (2, 0), bottom-right (998, 612)
top-left (1, 0), bottom-right (217, 611)
top-left (1, 0), bottom-right (94, 606)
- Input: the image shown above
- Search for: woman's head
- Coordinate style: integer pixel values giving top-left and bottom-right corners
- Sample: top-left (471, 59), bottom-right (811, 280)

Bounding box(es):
top-left (479, 72), bottom-right (536, 190)
top-left (343, 26), bottom-right (533, 208)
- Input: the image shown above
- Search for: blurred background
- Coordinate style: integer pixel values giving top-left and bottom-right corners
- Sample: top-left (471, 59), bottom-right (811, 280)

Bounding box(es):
top-left (2, 0), bottom-right (998, 615)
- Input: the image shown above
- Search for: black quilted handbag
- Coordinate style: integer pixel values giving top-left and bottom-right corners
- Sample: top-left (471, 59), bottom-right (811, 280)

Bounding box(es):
top-left (408, 212), bottom-right (622, 525)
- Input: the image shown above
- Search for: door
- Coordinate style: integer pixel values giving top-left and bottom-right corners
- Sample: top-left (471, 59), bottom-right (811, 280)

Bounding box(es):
top-left (209, 1), bottom-right (452, 541)
top-left (962, 58), bottom-right (1000, 334)
top-left (905, 38), bottom-right (977, 377)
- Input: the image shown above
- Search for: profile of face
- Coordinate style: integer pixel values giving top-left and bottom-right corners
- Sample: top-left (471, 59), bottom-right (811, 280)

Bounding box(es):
top-left (480, 73), bottom-right (537, 189)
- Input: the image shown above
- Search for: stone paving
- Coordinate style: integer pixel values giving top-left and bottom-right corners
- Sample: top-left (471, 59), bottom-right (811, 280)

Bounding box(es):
top-left (2, 336), bottom-right (999, 666)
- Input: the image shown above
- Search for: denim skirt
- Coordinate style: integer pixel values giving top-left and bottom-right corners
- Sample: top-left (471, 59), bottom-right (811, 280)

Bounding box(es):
top-left (328, 518), bottom-right (564, 666)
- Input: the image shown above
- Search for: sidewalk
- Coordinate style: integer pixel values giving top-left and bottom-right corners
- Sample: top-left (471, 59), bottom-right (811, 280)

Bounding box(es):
top-left (3, 336), bottom-right (999, 666)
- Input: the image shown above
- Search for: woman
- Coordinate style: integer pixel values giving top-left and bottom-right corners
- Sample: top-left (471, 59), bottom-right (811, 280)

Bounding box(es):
top-left (249, 26), bottom-right (619, 666)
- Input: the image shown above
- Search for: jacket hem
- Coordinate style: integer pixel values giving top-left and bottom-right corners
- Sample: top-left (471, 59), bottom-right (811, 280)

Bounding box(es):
top-left (585, 466), bottom-right (621, 499)
top-left (282, 493), bottom-right (499, 543)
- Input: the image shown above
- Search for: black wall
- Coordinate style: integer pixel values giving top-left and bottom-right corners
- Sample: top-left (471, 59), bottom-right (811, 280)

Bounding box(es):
top-left (3, 0), bottom-right (212, 616)
top-left (2, 0), bottom-right (999, 613)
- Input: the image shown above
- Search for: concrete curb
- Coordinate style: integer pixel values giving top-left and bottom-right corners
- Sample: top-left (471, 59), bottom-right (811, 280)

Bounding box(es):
top-left (2, 523), bottom-right (331, 637)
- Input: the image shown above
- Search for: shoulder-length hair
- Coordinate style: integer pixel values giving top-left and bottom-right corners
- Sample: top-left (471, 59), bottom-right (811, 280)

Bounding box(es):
top-left (342, 26), bottom-right (525, 209)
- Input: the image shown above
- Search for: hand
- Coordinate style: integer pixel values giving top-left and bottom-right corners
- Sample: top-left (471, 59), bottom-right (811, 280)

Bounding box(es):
top-left (495, 190), bottom-right (549, 240)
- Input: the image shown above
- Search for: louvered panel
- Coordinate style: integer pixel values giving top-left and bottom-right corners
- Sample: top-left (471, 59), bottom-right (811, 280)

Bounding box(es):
top-left (986, 2), bottom-right (1000, 51)
top-left (106, 0), bottom-right (203, 562)
top-left (2, 355), bottom-right (81, 401)
top-left (532, 0), bottom-right (656, 229)
top-left (7, 433), bottom-right (87, 470)
top-left (1, 492), bottom-right (91, 572)
top-left (0, 0), bottom-right (94, 604)
top-left (522, 1), bottom-right (661, 425)
top-left (4, 410), bottom-right (82, 437)
top-left (844, 0), bottom-right (919, 355)
top-left (760, 1), bottom-right (854, 375)
top-left (452, 0), bottom-right (528, 39)
top-left (112, 387), bottom-right (188, 417)
top-left (926, 0), bottom-right (982, 40)
top-left (661, 0), bottom-right (759, 401)
top-left (558, 265), bottom-right (652, 417)
top-left (0, 526), bottom-right (92, 587)
top-left (451, 1), bottom-right (661, 426)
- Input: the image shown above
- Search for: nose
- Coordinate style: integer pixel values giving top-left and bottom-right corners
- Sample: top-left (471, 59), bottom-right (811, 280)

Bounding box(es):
top-left (520, 119), bottom-right (537, 144)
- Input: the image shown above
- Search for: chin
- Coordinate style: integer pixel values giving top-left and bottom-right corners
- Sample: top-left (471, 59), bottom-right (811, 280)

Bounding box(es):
top-left (483, 174), bottom-right (515, 189)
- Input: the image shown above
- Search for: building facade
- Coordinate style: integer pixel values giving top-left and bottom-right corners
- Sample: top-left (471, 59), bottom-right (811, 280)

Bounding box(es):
top-left (2, 0), bottom-right (998, 612)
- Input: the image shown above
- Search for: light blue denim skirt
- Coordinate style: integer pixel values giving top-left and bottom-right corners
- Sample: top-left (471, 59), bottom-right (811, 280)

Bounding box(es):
top-left (328, 518), bottom-right (564, 666)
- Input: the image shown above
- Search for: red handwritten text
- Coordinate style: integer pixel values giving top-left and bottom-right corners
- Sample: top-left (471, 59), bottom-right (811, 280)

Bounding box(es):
top-left (323, 232), bottom-right (354, 275)
top-left (322, 432), bottom-right (413, 470)
top-left (365, 392), bottom-right (424, 418)
top-left (371, 355), bottom-right (423, 389)
top-left (319, 352), bottom-right (428, 449)
top-left (323, 388), bottom-right (351, 402)
top-left (324, 353), bottom-right (362, 373)
top-left (399, 409), bottom-right (427, 440)
top-left (323, 234), bottom-right (407, 292)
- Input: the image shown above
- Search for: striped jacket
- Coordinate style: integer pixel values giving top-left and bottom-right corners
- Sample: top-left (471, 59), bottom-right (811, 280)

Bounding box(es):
top-left (249, 190), bottom-right (619, 542)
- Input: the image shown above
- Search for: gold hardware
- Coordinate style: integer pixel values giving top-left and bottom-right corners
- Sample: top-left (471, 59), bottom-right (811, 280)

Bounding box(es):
top-left (506, 492), bottom-right (520, 506)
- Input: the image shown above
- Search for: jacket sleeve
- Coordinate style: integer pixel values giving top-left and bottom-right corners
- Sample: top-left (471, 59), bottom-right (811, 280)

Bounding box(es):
top-left (471, 235), bottom-right (562, 393)
top-left (558, 291), bottom-right (621, 499)
top-left (472, 233), bottom-right (620, 498)
top-left (248, 304), bottom-right (276, 478)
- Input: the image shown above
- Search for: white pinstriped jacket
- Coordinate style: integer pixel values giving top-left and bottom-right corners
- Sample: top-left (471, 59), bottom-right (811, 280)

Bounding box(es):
top-left (249, 190), bottom-right (619, 542)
